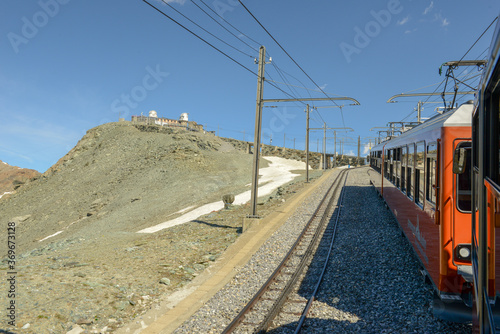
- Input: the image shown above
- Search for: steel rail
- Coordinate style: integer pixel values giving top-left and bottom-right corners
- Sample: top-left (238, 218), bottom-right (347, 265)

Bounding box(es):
top-left (255, 169), bottom-right (349, 333)
top-left (294, 172), bottom-right (349, 333)
top-left (222, 169), bottom-right (348, 333)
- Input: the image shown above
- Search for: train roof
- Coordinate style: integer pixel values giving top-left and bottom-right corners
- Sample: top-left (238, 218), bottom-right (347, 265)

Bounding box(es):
top-left (371, 101), bottom-right (473, 151)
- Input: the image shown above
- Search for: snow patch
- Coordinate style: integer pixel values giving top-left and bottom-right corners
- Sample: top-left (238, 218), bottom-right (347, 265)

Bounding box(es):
top-left (0, 192), bottom-right (13, 199)
top-left (137, 157), bottom-right (307, 233)
top-left (39, 231), bottom-right (63, 242)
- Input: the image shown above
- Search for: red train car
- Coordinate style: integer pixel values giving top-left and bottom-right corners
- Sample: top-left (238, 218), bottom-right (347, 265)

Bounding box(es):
top-left (369, 101), bottom-right (474, 321)
top-left (472, 17), bottom-right (500, 333)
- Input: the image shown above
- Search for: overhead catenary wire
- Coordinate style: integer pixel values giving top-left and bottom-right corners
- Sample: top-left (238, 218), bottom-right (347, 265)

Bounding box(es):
top-left (142, 0), bottom-right (256, 76)
top-left (457, 16), bottom-right (498, 63)
top-left (398, 70), bottom-right (483, 116)
top-left (197, 0), bottom-right (262, 48)
top-left (268, 66), bottom-right (302, 101)
top-left (398, 18), bottom-right (497, 123)
top-left (143, 0), bottom-right (354, 143)
top-left (143, 1), bottom-right (317, 112)
top-left (237, 0), bottom-right (346, 128)
top-left (265, 64), bottom-right (306, 110)
top-left (265, 79), bottom-right (347, 95)
top-left (160, 0), bottom-right (255, 58)
top-left (190, 0), bottom-right (260, 54)
top-left (270, 61), bottom-right (322, 119)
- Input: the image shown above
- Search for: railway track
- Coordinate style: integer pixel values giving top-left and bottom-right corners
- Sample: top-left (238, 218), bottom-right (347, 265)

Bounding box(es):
top-left (222, 168), bottom-right (349, 334)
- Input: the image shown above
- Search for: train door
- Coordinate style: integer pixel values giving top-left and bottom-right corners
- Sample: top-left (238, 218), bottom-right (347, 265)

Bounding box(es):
top-left (415, 141), bottom-right (426, 208)
top-left (451, 140), bottom-right (473, 286)
top-left (426, 142), bottom-right (438, 223)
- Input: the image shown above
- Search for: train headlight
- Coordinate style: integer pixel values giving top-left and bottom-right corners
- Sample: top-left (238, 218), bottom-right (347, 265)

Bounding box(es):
top-left (455, 244), bottom-right (472, 262)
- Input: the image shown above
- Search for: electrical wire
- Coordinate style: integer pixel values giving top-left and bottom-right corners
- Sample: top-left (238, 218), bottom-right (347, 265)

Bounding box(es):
top-left (237, 0), bottom-right (347, 127)
top-left (190, 0), bottom-right (260, 54)
top-left (265, 66), bottom-right (305, 111)
top-left (458, 16), bottom-right (498, 63)
top-left (398, 18), bottom-right (496, 123)
top-left (265, 78), bottom-right (347, 94)
top-left (268, 66), bottom-right (302, 100)
top-left (159, 0), bottom-right (255, 58)
top-left (197, 0), bottom-right (262, 47)
top-left (142, 0), bottom-right (256, 76)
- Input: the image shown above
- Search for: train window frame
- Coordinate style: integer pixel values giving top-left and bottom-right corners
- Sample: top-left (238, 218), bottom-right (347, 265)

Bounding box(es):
top-left (395, 147), bottom-right (401, 189)
top-left (401, 145), bottom-right (407, 193)
top-left (384, 149), bottom-right (389, 177)
top-left (455, 140), bottom-right (472, 213)
top-left (415, 141), bottom-right (426, 207)
top-left (389, 149), bottom-right (395, 184)
top-left (407, 144), bottom-right (415, 200)
top-left (426, 142), bottom-right (438, 206)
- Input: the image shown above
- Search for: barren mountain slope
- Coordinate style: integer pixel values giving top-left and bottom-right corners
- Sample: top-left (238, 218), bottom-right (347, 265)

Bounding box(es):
top-left (0, 160), bottom-right (40, 196)
top-left (0, 122), bottom-right (254, 250)
top-left (0, 121), bottom-right (321, 333)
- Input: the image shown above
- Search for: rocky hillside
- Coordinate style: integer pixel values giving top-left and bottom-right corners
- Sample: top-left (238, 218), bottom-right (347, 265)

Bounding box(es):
top-left (1, 122), bottom-right (256, 249)
top-left (0, 160), bottom-right (39, 197)
top-left (0, 121), bottom-right (321, 333)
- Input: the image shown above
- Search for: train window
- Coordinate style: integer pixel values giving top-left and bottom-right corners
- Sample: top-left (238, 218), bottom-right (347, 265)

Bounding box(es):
top-left (407, 144), bottom-right (415, 199)
top-left (426, 142), bottom-right (438, 205)
top-left (389, 149), bottom-right (394, 183)
top-left (456, 141), bottom-right (472, 212)
top-left (377, 151), bottom-right (382, 173)
top-left (395, 147), bottom-right (401, 188)
top-left (384, 150), bottom-right (388, 176)
top-left (401, 146), bottom-right (407, 193)
top-left (415, 142), bottom-right (425, 206)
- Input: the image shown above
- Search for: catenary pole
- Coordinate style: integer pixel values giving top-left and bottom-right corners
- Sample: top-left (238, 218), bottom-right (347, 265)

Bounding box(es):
top-left (249, 46), bottom-right (266, 217)
top-left (305, 104), bottom-right (310, 182)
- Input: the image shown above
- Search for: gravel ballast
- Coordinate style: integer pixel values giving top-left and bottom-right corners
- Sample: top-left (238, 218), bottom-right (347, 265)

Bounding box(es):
top-left (173, 169), bottom-right (343, 334)
top-left (174, 167), bottom-right (472, 333)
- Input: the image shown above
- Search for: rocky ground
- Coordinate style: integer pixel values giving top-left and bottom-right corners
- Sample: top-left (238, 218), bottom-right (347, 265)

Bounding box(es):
top-left (0, 160), bottom-right (40, 198)
top-left (0, 121), bottom-right (323, 333)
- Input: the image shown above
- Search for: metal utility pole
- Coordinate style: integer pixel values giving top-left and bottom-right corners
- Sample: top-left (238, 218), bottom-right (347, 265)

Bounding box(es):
top-left (293, 138), bottom-right (295, 150)
top-left (249, 46), bottom-right (266, 217)
top-left (323, 123), bottom-right (327, 169)
top-left (247, 73), bottom-right (359, 217)
top-left (357, 135), bottom-right (361, 165)
top-left (416, 101), bottom-right (423, 123)
top-left (309, 126), bottom-right (354, 169)
top-left (283, 133), bottom-right (286, 148)
top-left (334, 131), bottom-right (337, 168)
top-left (305, 104), bottom-right (310, 182)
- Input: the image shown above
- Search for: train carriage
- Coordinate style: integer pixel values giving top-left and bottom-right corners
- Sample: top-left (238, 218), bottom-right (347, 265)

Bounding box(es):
top-left (368, 101), bottom-right (474, 321)
top-left (472, 16), bottom-right (500, 333)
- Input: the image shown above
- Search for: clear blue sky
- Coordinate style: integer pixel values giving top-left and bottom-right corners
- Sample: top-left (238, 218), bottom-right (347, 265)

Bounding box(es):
top-left (1, 0), bottom-right (499, 172)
